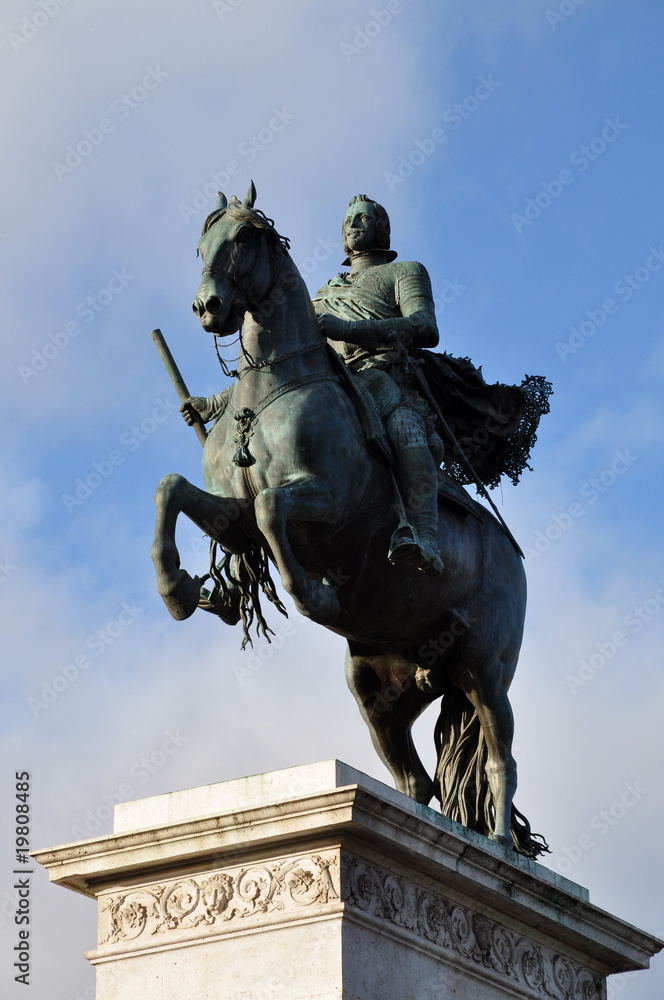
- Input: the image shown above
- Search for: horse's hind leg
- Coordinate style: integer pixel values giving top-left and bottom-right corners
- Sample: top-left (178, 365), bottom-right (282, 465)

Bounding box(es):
top-left (464, 664), bottom-right (517, 846)
top-left (151, 473), bottom-right (253, 620)
top-left (345, 643), bottom-right (439, 804)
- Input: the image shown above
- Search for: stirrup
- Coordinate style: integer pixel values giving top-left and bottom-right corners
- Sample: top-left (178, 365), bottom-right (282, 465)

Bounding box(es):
top-left (388, 524), bottom-right (419, 564)
top-left (388, 526), bottom-right (445, 576)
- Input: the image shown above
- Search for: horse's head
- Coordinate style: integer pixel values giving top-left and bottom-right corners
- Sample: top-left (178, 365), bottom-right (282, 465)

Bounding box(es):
top-left (192, 181), bottom-right (290, 336)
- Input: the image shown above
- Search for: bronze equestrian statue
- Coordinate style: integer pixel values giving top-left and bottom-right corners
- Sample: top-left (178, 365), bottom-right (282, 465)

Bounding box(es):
top-left (151, 183), bottom-right (551, 858)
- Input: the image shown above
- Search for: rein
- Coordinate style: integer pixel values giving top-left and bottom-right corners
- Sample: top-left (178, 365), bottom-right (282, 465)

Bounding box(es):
top-left (236, 340), bottom-right (325, 375)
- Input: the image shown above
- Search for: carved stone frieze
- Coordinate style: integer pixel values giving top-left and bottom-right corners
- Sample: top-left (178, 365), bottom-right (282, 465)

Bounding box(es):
top-left (99, 852), bottom-right (338, 946)
top-left (344, 857), bottom-right (602, 1000)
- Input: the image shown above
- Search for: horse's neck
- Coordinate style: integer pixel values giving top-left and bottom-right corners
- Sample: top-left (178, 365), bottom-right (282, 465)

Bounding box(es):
top-left (234, 256), bottom-right (329, 402)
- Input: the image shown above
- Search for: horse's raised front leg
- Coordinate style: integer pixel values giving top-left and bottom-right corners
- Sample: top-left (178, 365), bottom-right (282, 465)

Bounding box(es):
top-left (151, 473), bottom-right (253, 621)
top-left (253, 477), bottom-right (340, 624)
top-left (345, 643), bottom-right (439, 804)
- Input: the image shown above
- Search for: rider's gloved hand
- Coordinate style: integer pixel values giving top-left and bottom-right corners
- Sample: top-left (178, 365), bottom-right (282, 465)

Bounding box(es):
top-left (317, 313), bottom-right (398, 349)
top-left (180, 396), bottom-right (213, 426)
top-left (316, 313), bottom-right (352, 341)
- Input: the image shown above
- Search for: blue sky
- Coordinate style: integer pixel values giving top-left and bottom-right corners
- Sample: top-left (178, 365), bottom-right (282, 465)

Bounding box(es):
top-left (1, 1), bottom-right (663, 997)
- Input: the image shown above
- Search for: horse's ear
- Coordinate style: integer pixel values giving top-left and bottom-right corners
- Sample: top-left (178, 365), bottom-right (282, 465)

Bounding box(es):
top-left (216, 191), bottom-right (227, 210)
top-left (242, 180), bottom-right (257, 209)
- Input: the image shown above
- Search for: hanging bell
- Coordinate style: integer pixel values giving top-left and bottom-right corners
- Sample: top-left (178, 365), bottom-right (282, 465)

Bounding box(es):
top-left (233, 445), bottom-right (254, 467)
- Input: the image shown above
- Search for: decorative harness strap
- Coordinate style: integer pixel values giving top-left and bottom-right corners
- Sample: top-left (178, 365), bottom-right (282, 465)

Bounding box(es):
top-left (201, 263), bottom-right (254, 300)
top-left (231, 371), bottom-right (340, 468)
top-left (237, 340), bottom-right (325, 374)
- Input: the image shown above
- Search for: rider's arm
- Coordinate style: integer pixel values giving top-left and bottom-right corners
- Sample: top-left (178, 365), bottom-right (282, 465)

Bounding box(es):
top-left (318, 262), bottom-right (439, 351)
top-left (393, 262), bottom-right (439, 349)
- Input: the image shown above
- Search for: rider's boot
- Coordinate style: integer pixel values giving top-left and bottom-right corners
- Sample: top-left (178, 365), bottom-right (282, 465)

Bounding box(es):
top-left (386, 407), bottom-right (444, 577)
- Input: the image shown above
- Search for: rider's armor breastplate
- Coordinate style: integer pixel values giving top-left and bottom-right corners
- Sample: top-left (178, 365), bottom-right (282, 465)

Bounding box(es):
top-left (313, 260), bottom-right (434, 368)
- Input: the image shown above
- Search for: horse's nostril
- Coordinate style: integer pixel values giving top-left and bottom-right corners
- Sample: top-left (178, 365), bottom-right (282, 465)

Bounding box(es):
top-left (205, 295), bottom-right (222, 315)
top-left (192, 299), bottom-right (201, 315)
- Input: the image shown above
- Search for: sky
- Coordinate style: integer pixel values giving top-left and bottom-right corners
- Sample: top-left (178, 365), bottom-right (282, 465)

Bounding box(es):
top-left (1, 0), bottom-right (663, 997)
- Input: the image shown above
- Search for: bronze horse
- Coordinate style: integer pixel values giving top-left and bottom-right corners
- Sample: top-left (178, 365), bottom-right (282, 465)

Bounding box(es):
top-left (151, 184), bottom-right (547, 858)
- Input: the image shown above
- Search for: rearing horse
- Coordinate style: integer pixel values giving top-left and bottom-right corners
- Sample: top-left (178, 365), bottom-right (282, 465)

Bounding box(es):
top-left (151, 184), bottom-right (547, 858)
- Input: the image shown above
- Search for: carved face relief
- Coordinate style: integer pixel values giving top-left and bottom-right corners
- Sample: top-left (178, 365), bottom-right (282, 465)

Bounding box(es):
top-left (342, 202), bottom-right (377, 254)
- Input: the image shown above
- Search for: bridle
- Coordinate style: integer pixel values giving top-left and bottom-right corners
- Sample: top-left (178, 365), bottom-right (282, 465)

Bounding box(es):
top-left (201, 262), bottom-right (254, 302)
top-left (201, 225), bottom-right (326, 381)
top-left (200, 223), bottom-right (281, 307)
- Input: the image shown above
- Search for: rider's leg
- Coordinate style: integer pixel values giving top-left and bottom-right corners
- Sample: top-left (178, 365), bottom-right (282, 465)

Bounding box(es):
top-left (385, 406), bottom-right (444, 576)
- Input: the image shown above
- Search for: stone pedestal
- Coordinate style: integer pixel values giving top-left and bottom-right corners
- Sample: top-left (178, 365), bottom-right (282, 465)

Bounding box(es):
top-left (34, 761), bottom-right (661, 999)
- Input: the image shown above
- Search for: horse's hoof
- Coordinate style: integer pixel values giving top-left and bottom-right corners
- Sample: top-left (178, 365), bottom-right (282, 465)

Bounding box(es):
top-left (198, 584), bottom-right (241, 626)
top-left (301, 581), bottom-right (340, 625)
top-left (489, 833), bottom-right (515, 851)
top-left (403, 774), bottom-right (435, 805)
top-left (160, 572), bottom-right (201, 621)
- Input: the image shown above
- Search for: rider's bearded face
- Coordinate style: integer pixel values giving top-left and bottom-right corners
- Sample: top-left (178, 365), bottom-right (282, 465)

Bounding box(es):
top-left (342, 202), bottom-right (377, 254)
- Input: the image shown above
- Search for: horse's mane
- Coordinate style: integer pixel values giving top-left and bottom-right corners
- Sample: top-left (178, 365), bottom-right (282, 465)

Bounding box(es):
top-left (201, 202), bottom-right (291, 252)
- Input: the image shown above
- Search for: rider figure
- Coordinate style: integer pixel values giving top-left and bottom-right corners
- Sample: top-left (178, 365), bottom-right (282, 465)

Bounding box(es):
top-left (313, 195), bottom-right (444, 577)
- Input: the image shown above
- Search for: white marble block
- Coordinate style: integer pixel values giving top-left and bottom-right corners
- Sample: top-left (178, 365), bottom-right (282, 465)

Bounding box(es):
top-left (34, 761), bottom-right (662, 999)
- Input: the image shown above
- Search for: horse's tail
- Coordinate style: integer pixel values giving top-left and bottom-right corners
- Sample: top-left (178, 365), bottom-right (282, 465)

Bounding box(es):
top-left (433, 687), bottom-right (549, 860)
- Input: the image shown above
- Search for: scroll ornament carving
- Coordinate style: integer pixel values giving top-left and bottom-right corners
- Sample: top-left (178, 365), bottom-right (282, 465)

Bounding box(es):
top-left (100, 853), bottom-right (338, 945)
top-left (345, 858), bottom-right (602, 1000)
